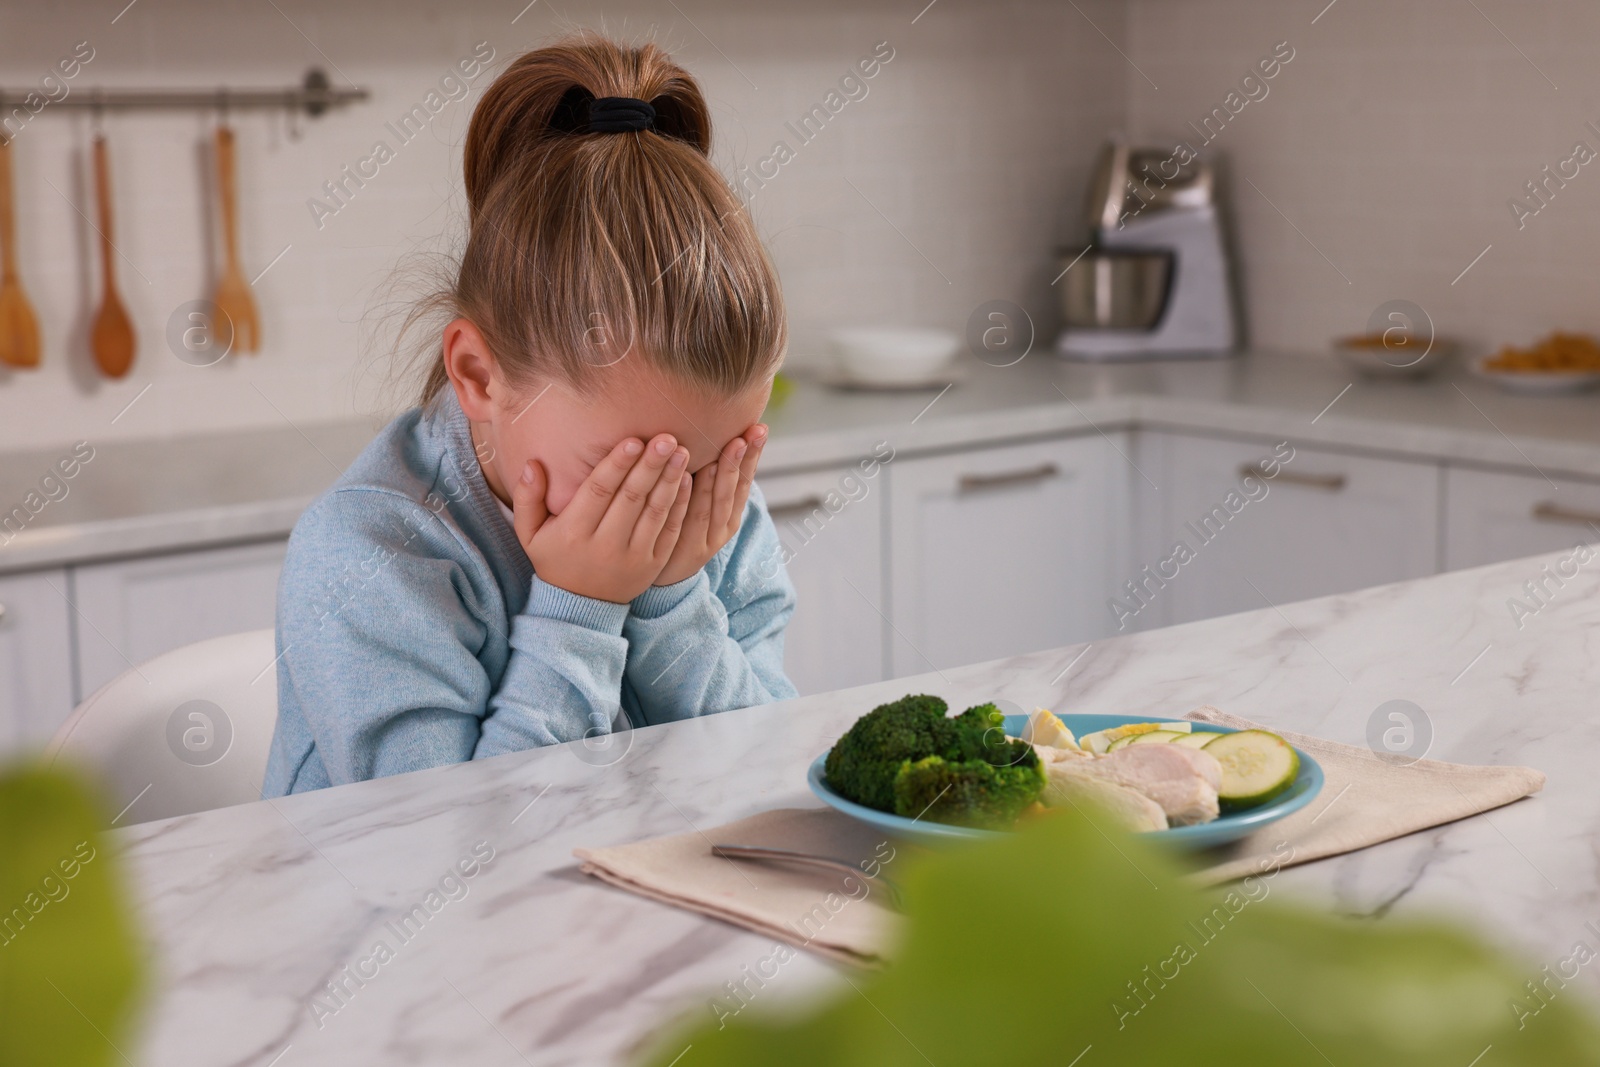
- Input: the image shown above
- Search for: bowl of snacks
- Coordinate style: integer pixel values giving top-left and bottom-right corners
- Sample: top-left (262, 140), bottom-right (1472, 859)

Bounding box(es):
top-left (1475, 332), bottom-right (1600, 394)
top-left (1332, 332), bottom-right (1457, 379)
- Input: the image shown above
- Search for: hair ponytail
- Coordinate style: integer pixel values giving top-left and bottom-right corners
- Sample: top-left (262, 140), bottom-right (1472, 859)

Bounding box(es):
top-left (420, 35), bottom-right (784, 405)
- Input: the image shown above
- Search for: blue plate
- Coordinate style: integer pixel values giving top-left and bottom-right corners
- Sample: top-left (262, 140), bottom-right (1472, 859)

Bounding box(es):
top-left (807, 713), bottom-right (1324, 849)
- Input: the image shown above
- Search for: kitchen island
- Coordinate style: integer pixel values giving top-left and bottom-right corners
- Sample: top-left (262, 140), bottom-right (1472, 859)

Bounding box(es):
top-left (115, 546), bottom-right (1598, 1065)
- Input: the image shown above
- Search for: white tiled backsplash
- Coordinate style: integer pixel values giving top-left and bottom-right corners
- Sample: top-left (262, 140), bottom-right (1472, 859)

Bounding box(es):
top-left (1126, 0), bottom-right (1600, 357)
top-left (6, 0), bottom-right (1592, 454)
top-left (0, 0), bottom-right (1124, 451)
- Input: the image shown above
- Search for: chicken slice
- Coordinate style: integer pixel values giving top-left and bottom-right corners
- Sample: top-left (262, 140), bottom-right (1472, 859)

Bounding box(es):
top-left (1042, 761), bottom-right (1169, 833)
top-left (1070, 744), bottom-right (1221, 825)
top-left (1162, 743), bottom-right (1223, 792)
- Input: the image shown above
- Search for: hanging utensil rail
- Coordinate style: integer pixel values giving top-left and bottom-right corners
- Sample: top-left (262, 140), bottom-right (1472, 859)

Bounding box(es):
top-left (0, 69), bottom-right (366, 119)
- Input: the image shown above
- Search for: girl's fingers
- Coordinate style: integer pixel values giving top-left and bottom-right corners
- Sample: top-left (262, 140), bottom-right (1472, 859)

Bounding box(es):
top-left (740, 426), bottom-right (767, 483)
top-left (597, 433), bottom-right (678, 542)
top-left (684, 462), bottom-right (718, 533)
top-left (654, 472), bottom-right (693, 560)
top-left (708, 437), bottom-right (746, 534)
top-left (564, 437), bottom-right (647, 534)
top-left (631, 446), bottom-right (689, 552)
top-left (511, 459), bottom-right (549, 550)
top-left (731, 426), bottom-right (766, 521)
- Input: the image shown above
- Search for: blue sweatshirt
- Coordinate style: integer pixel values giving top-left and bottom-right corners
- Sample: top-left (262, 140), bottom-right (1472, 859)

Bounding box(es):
top-left (261, 389), bottom-right (797, 796)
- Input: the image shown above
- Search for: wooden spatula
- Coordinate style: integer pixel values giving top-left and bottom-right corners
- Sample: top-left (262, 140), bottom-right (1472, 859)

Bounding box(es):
top-left (213, 125), bottom-right (259, 354)
top-left (0, 137), bottom-right (40, 369)
top-left (90, 135), bottom-right (135, 379)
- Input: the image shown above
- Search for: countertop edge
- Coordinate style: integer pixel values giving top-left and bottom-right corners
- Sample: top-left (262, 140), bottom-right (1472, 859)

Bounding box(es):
top-left (10, 372), bottom-right (1600, 574)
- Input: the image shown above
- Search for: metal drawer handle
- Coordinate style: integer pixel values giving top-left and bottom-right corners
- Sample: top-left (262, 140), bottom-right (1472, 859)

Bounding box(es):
top-left (957, 462), bottom-right (1061, 492)
top-left (1532, 502), bottom-right (1600, 527)
top-left (0, 602), bottom-right (6, 623)
top-left (1239, 464), bottom-right (1347, 491)
top-left (767, 494), bottom-right (826, 519)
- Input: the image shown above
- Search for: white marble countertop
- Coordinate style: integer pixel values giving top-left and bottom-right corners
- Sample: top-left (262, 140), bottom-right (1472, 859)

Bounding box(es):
top-left (9, 349), bottom-right (1600, 574)
top-left (114, 547), bottom-right (1597, 1065)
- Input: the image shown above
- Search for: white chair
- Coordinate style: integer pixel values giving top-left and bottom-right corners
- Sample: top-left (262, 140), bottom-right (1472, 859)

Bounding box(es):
top-left (46, 628), bottom-right (280, 826)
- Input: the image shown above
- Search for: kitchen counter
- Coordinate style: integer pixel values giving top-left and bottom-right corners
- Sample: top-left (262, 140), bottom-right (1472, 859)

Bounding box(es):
top-left (8, 349), bottom-right (1600, 574)
top-left (116, 548), bottom-right (1596, 1065)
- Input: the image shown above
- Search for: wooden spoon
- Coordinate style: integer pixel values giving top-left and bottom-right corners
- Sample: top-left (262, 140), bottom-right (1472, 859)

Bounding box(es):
top-left (0, 137), bottom-right (40, 369)
top-left (213, 125), bottom-right (259, 353)
top-left (90, 135), bottom-right (135, 379)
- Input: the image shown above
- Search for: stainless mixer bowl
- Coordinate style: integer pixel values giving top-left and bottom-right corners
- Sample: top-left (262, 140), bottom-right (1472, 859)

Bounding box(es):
top-left (1059, 249), bottom-right (1172, 331)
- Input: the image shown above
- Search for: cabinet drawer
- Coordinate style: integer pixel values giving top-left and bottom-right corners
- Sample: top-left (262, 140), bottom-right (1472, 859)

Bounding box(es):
top-left (1443, 466), bottom-right (1600, 571)
top-left (72, 540), bottom-right (287, 697)
top-left (1152, 434), bottom-right (1439, 626)
top-left (886, 434), bottom-right (1119, 676)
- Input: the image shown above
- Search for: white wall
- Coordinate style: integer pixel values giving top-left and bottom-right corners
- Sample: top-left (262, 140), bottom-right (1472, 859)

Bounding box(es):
top-left (1126, 0), bottom-right (1600, 356)
top-left (0, 0), bottom-right (1125, 452)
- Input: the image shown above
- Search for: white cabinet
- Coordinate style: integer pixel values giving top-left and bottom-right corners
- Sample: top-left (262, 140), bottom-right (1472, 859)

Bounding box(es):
top-left (1444, 466), bottom-right (1600, 570)
top-left (19, 427), bottom-right (1587, 722)
top-left (0, 569), bottom-right (76, 755)
top-left (886, 435), bottom-right (1120, 676)
top-left (71, 540), bottom-right (287, 698)
top-left (758, 463), bottom-right (888, 695)
top-left (1151, 434), bottom-right (1440, 627)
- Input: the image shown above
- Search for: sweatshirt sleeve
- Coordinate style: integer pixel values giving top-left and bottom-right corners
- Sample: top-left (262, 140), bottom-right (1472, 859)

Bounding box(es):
top-left (620, 488), bottom-right (798, 725)
top-left (473, 577), bottom-right (629, 758)
top-left (275, 491), bottom-right (629, 785)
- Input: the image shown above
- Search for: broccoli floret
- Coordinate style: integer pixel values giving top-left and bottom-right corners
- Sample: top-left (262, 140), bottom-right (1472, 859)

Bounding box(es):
top-left (891, 755), bottom-right (1048, 829)
top-left (825, 695), bottom-right (1042, 815)
top-left (824, 695), bottom-right (956, 812)
top-left (954, 702), bottom-right (1003, 733)
top-left (953, 702), bottom-right (1039, 770)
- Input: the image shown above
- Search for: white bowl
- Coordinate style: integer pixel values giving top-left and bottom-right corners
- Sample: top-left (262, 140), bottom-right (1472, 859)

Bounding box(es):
top-left (828, 327), bottom-right (959, 386)
top-left (1331, 336), bottom-right (1458, 379)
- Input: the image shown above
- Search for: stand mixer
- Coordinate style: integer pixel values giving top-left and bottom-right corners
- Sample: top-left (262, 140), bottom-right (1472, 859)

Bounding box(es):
top-left (1057, 142), bottom-right (1237, 361)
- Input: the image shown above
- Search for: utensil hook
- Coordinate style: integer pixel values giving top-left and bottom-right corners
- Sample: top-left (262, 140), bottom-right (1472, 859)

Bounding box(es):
top-left (91, 89), bottom-right (104, 138)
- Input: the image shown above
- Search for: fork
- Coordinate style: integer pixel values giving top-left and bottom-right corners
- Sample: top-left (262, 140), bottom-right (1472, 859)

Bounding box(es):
top-left (213, 125), bottom-right (259, 354)
top-left (711, 844), bottom-right (902, 909)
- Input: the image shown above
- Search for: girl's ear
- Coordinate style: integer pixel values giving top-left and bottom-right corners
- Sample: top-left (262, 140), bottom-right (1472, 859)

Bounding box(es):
top-left (441, 318), bottom-right (499, 420)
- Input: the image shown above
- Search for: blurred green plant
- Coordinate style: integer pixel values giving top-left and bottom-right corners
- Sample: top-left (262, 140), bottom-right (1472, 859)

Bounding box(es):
top-left (641, 803), bottom-right (1600, 1066)
top-left (0, 764), bottom-right (142, 1067)
top-left (765, 372), bottom-right (794, 412)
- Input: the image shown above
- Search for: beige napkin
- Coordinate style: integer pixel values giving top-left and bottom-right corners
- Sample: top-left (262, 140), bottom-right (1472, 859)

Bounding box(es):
top-left (576, 708), bottom-right (1545, 965)
top-left (1182, 706), bottom-right (1545, 885)
top-left (575, 807), bottom-right (907, 967)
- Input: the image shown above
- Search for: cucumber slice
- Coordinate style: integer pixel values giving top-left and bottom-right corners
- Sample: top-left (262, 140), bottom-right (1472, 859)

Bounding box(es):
top-left (1106, 735), bottom-right (1138, 752)
top-left (1203, 730), bottom-right (1299, 808)
top-left (1174, 731), bottom-right (1225, 749)
top-left (1128, 730), bottom-right (1186, 745)
top-left (1079, 731), bottom-right (1113, 755)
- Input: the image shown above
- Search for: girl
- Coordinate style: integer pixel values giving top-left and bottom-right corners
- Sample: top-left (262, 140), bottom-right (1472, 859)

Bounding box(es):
top-left (262, 37), bottom-right (796, 796)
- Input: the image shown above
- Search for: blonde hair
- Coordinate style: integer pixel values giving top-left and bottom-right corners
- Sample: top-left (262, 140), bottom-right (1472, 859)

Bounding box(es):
top-left (418, 35), bottom-right (786, 405)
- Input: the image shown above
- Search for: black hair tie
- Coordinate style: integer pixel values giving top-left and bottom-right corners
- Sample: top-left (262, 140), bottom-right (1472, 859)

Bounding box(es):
top-left (587, 96), bottom-right (655, 133)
